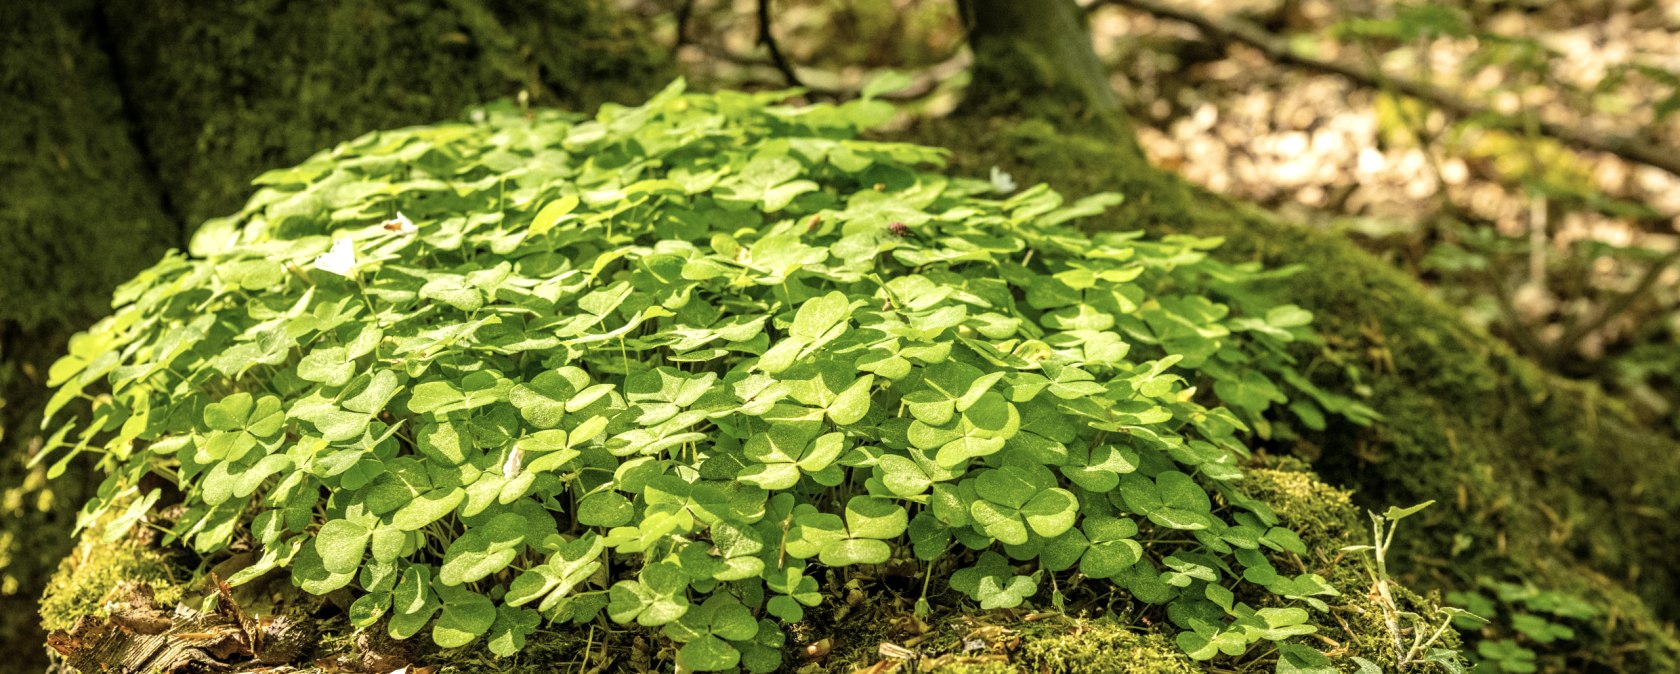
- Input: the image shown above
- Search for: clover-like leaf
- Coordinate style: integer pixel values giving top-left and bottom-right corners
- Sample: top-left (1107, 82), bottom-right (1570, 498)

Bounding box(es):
top-left (439, 512), bottom-right (527, 585)
top-left (677, 635), bottom-right (740, 672)
top-left (845, 496), bottom-right (907, 539)
top-left (38, 80), bottom-right (1366, 667)
top-left (487, 604), bottom-right (542, 657)
top-left (315, 519), bottom-right (371, 576)
top-left (608, 562), bottom-right (690, 627)
top-left (949, 551), bottom-right (1038, 609)
top-left (433, 583), bottom-right (496, 649)
top-left (389, 564), bottom-right (441, 640)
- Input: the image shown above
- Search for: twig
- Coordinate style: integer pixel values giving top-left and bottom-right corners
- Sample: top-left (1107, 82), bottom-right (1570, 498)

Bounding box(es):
top-left (1486, 262), bottom-right (1553, 358)
top-left (672, 0), bottom-right (696, 53)
top-left (681, 42), bottom-right (969, 101)
top-left (1550, 246), bottom-right (1680, 360)
top-left (1092, 0), bottom-right (1680, 179)
top-left (756, 0), bottom-right (803, 87)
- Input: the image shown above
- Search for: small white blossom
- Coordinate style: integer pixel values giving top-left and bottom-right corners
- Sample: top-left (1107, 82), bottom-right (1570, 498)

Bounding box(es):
top-left (312, 238), bottom-right (357, 277)
top-left (990, 166), bottom-right (1017, 195)
top-left (502, 445), bottom-right (523, 479)
top-left (382, 211), bottom-right (417, 235)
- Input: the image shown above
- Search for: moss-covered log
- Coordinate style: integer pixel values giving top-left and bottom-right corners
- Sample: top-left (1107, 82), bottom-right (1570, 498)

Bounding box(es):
top-left (40, 460), bottom-right (1451, 673)
top-left (911, 114), bottom-right (1680, 672)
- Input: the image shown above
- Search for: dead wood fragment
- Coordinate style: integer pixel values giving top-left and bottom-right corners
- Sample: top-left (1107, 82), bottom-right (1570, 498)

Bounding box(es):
top-left (45, 580), bottom-right (323, 673)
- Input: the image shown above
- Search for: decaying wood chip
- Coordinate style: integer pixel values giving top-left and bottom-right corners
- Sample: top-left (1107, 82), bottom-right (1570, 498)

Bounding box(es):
top-left (108, 582), bottom-right (174, 636)
top-left (917, 654), bottom-right (1010, 671)
top-left (877, 641), bottom-right (916, 660)
top-left (47, 601), bottom-right (250, 673)
top-left (804, 638), bottom-right (833, 659)
top-left (44, 578), bottom-right (331, 673)
top-left (848, 660), bottom-right (901, 674)
top-left (252, 614), bottom-right (316, 666)
top-left (353, 628), bottom-right (413, 673)
top-left (961, 625), bottom-right (1019, 654)
top-left (889, 613), bottom-right (931, 637)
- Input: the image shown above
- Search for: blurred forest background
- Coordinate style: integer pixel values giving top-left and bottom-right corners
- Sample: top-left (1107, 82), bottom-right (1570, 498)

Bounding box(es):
top-left (3, 0), bottom-right (1678, 671)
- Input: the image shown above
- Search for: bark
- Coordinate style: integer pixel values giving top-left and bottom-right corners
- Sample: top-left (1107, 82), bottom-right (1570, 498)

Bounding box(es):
top-left (959, 0), bottom-right (1119, 115)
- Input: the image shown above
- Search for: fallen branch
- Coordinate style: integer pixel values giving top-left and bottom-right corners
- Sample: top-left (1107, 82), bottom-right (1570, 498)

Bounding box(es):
top-left (1094, 0), bottom-right (1680, 179)
top-left (680, 41), bottom-right (970, 101)
top-left (1550, 246), bottom-right (1680, 361)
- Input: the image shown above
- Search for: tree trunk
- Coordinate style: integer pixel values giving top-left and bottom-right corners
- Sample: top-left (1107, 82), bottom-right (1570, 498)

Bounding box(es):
top-left (959, 0), bottom-right (1118, 115)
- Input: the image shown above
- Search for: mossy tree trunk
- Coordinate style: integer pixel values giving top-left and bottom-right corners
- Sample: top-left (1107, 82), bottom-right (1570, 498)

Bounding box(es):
top-left (959, 0), bottom-right (1118, 115)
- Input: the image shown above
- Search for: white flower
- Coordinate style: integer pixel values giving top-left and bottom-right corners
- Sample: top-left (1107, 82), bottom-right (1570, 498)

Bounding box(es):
top-left (382, 211), bottom-right (417, 235)
top-left (990, 166), bottom-right (1017, 194)
top-left (312, 238), bottom-right (357, 277)
top-left (502, 445), bottom-right (523, 479)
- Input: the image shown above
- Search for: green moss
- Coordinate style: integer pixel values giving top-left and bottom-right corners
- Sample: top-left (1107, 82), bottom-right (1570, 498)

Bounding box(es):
top-left (1006, 620), bottom-right (1198, 674)
top-left (1244, 467), bottom-right (1361, 552)
top-left (107, 0), bottom-right (674, 226)
top-left (0, 0), bottom-right (176, 330)
top-left (38, 535), bottom-right (184, 633)
top-left (925, 663), bottom-right (1019, 674)
top-left (1245, 465), bottom-right (1464, 672)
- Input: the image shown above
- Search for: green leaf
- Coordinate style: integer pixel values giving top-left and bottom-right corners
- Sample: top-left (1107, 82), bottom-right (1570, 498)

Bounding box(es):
top-left (511, 370), bottom-right (574, 429)
top-left (578, 491), bottom-right (634, 527)
top-left (299, 346), bottom-right (356, 386)
top-left (860, 70), bottom-right (914, 98)
top-left (315, 519), bottom-right (371, 575)
top-left (1275, 643), bottom-right (1337, 674)
top-left (677, 635), bottom-right (740, 671)
top-left (1019, 488), bottom-right (1078, 537)
top-left (389, 565), bottom-right (440, 640)
top-left (487, 604), bottom-right (542, 657)
top-left (826, 374), bottom-right (874, 425)
top-left (391, 487), bottom-right (464, 531)
top-left (879, 454), bottom-right (932, 497)
top-left (531, 195), bottom-right (580, 236)
top-left (949, 551), bottom-right (1037, 609)
top-left (433, 585), bottom-right (496, 649)
top-left (439, 512), bottom-right (527, 585)
top-left (819, 539), bottom-right (892, 566)
top-left (409, 380), bottom-right (464, 415)
top-left (790, 291), bottom-right (851, 342)
top-left (845, 496), bottom-right (907, 539)
top-left (421, 276), bottom-right (484, 312)
top-left (1382, 501), bottom-right (1435, 522)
